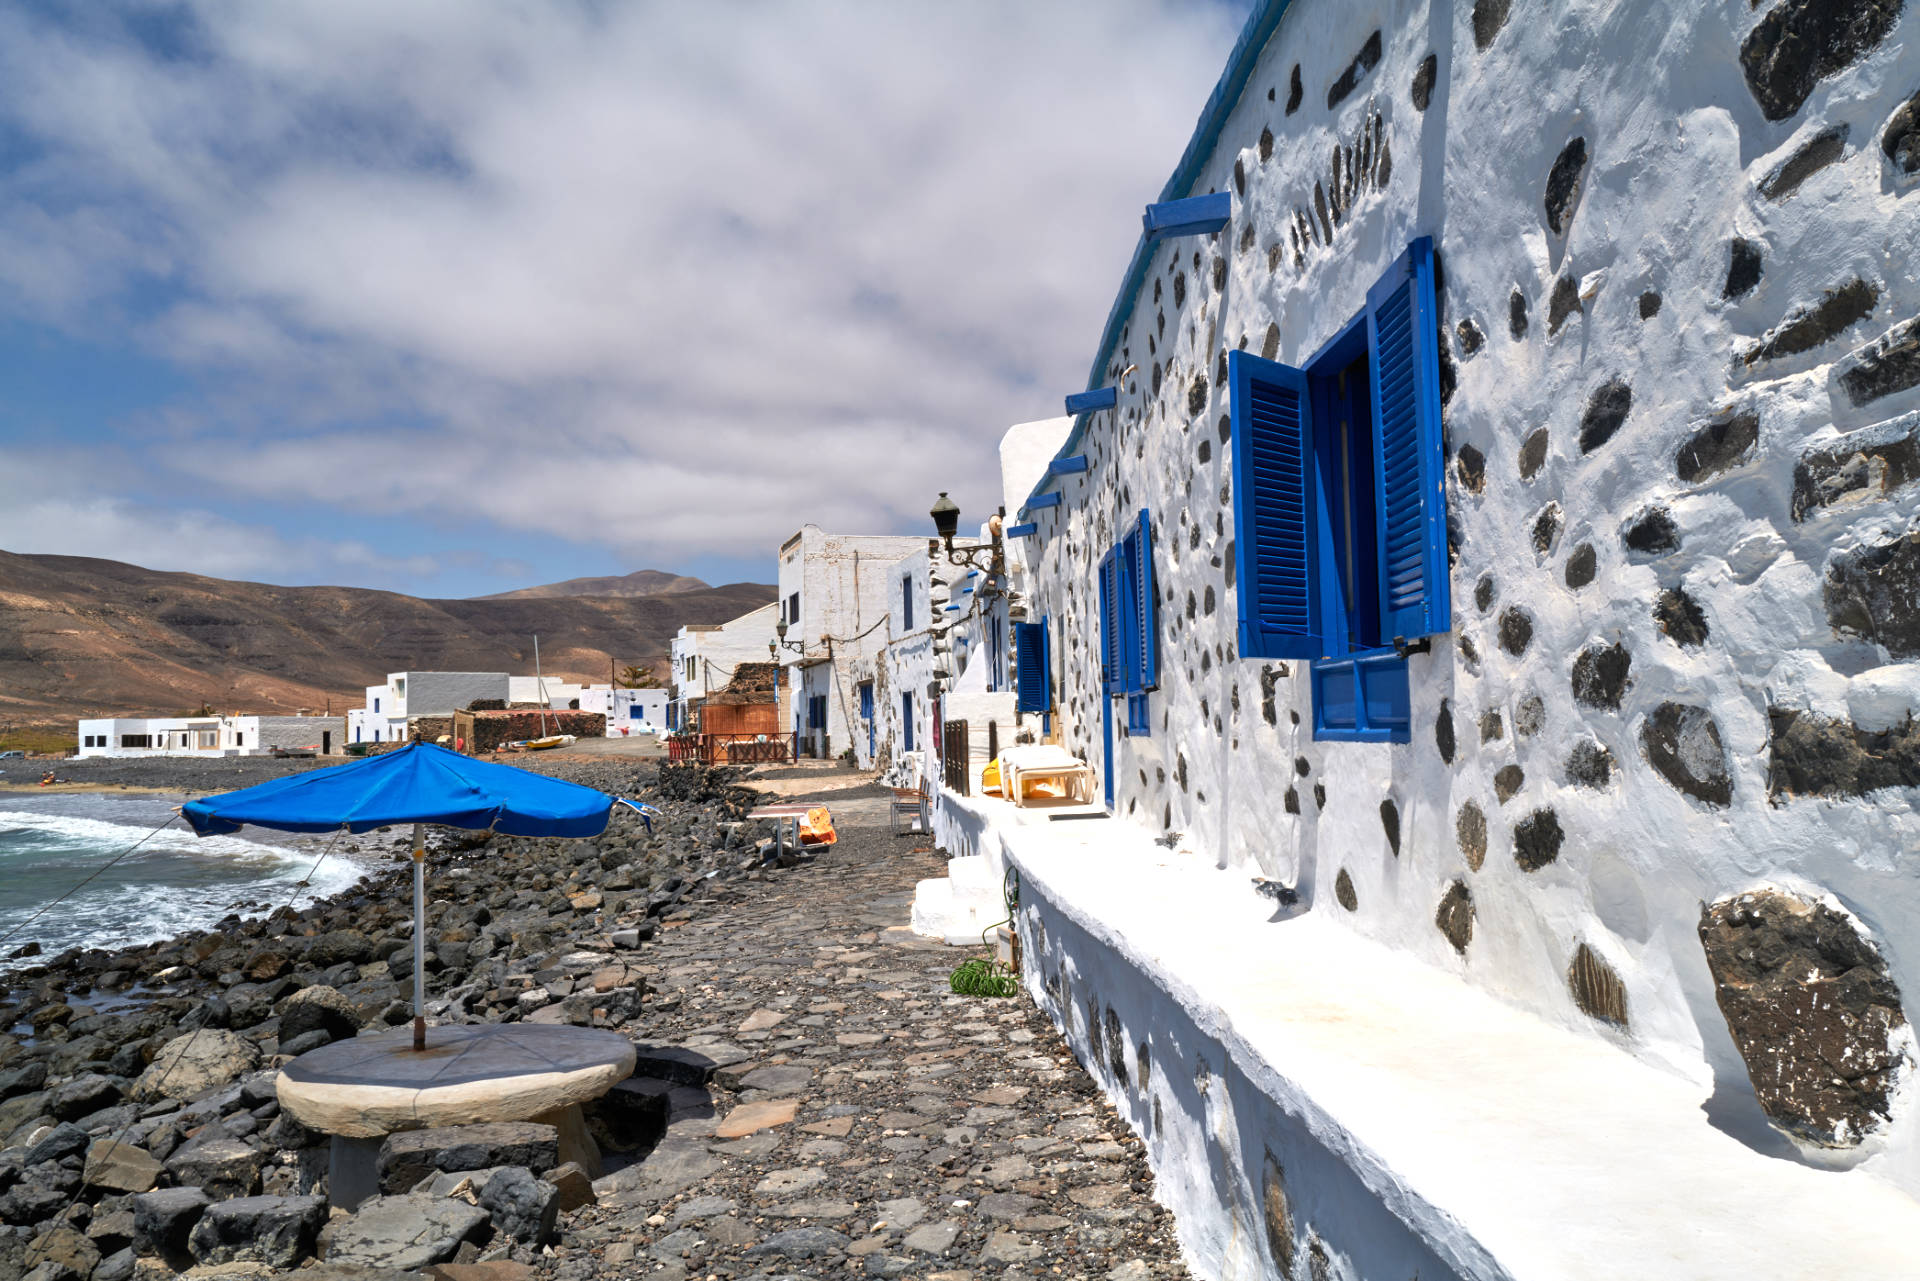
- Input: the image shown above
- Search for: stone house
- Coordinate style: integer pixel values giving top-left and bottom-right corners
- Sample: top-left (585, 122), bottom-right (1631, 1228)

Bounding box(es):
top-left (928, 0), bottom-right (1920, 1277)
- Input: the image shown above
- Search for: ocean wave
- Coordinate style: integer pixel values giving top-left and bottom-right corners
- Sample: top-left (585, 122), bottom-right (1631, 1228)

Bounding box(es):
top-left (0, 810), bottom-right (289, 860)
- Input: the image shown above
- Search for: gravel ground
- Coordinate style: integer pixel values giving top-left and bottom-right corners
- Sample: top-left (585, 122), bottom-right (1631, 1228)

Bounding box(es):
top-left (554, 782), bottom-right (1191, 1281)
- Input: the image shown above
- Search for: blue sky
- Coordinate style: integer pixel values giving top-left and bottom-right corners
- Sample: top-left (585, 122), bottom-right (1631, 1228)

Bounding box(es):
top-left (0, 1), bottom-right (1251, 596)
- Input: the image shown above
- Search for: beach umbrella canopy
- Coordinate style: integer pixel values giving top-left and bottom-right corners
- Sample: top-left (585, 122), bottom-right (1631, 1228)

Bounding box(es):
top-left (182, 741), bottom-right (612, 838)
top-left (181, 742), bottom-right (626, 1049)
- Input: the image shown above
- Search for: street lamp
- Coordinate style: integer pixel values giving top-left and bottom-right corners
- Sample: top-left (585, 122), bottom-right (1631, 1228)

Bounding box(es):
top-left (769, 616), bottom-right (804, 659)
top-left (928, 492), bottom-right (1005, 588)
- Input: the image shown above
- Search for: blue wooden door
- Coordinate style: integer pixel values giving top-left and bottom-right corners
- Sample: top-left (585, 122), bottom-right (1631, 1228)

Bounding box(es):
top-left (859, 682), bottom-right (874, 758)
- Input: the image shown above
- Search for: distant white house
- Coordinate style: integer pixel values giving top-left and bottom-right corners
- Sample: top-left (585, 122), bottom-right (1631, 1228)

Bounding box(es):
top-left (78, 714), bottom-right (344, 758)
top-left (576, 685), bottom-right (670, 736)
top-left (669, 602), bottom-right (782, 733)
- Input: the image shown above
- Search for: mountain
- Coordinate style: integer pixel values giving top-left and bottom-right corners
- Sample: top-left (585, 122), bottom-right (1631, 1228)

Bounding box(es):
top-left (479, 569), bottom-right (712, 600)
top-left (0, 551), bottom-right (774, 728)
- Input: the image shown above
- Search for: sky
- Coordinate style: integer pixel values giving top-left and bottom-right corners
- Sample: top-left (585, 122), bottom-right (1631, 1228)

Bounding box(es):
top-left (0, 0), bottom-right (1252, 597)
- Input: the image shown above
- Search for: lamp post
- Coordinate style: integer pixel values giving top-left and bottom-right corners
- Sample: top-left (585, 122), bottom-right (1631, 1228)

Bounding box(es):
top-left (769, 617), bottom-right (804, 660)
top-left (928, 492), bottom-right (1006, 592)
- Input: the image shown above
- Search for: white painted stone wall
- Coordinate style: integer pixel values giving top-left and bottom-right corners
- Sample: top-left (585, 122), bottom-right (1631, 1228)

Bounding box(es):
top-left (1002, 0), bottom-right (1920, 1225)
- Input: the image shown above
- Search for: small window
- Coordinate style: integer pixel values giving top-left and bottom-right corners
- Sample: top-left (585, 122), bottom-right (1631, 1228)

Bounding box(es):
top-left (373, 698), bottom-right (381, 713)
top-left (788, 592), bottom-right (800, 624)
top-left (1230, 237), bottom-right (1447, 743)
top-left (901, 577), bottom-right (914, 632)
top-left (901, 692), bottom-right (914, 752)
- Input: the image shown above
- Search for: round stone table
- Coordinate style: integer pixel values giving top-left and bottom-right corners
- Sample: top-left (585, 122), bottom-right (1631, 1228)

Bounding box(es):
top-left (278, 1023), bottom-right (635, 1209)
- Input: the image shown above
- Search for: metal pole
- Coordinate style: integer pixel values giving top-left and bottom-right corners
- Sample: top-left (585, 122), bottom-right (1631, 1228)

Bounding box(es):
top-left (411, 822), bottom-right (426, 1052)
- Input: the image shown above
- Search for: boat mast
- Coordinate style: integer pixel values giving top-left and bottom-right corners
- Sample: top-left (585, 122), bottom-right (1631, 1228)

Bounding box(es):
top-left (534, 635), bottom-right (550, 737)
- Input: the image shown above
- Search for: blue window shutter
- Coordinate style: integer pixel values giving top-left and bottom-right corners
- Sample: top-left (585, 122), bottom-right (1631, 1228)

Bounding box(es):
top-left (1133, 510), bottom-right (1157, 689)
top-left (1229, 349), bottom-right (1324, 658)
top-left (1113, 539), bottom-right (1139, 694)
top-left (1366, 236), bottom-right (1450, 645)
top-left (1015, 621), bottom-right (1050, 714)
top-left (1311, 652), bottom-right (1411, 743)
top-left (1098, 551), bottom-right (1121, 695)
top-left (1064, 387), bottom-right (1118, 414)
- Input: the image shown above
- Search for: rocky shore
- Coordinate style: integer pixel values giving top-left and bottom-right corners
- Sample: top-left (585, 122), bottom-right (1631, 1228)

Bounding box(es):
top-left (0, 759), bottom-right (1188, 1280)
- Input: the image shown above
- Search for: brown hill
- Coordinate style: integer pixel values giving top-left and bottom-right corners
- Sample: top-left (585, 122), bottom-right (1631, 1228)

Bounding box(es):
top-left (479, 569), bottom-right (712, 600)
top-left (0, 551), bottom-right (774, 728)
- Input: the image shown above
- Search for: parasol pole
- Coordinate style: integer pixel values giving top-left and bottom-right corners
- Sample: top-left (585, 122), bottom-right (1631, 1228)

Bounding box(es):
top-left (411, 821), bottom-right (427, 1051)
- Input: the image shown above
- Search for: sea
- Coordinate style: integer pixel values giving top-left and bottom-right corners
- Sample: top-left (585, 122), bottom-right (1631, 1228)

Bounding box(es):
top-left (0, 792), bottom-right (368, 957)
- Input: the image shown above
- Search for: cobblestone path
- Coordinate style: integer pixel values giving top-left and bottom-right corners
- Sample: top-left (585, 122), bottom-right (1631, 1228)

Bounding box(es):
top-left (558, 787), bottom-right (1191, 1281)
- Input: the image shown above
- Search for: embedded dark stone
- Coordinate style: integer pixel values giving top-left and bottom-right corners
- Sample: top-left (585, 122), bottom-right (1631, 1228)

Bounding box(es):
top-left (1221, 415), bottom-right (1232, 443)
top-left (1197, 439), bottom-right (1211, 464)
top-left (1457, 801), bottom-right (1487, 872)
top-left (1493, 764), bottom-right (1525, 804)
top-left (1327, 31), bottom-right (1382, 111)
top-left (1260, 125), bottom-right (1275, 162)
top-left (1213, 255), bottom-right (1227, 292)
top-left (1260, 665), bottom-right (1283, 725)
top-left (1263, 1153), bottom-right (1295, 1272)
top-left (1836, 315), bottom-right (1920, 408)
top-left (1677, 410), bottom-right (1760, 483)
top-left (1543, 136), bottom-right (1588, 235)
top-left (1531, 504), bottom-right (1560, 555)
top-left (1885, 88), bottom-right (1920, 175)
top-left (1509, 288), bottom-right (1529, 340)
top-left (1204, 585), bottom-right (1216, 615)
top-left (1234, 158), bottom-right (1246, 198)
top-left (1547, 275), bottom-right (1582, 334)
top-left (1460, 632), bottom-right (1479, 671)
top-left (1411, 54), bottom-right (1437, 111)
top-left (1261, 322), bottom-right (1281, 360)
top-left (1512, 809), bottom-right (1564, 871)
top-left (1479, 709), bottom-right (1504, 742)
top-left (1474, 576), bottom-right (1495, 612)
top-left (1286, 64), bottom-right (1303, 115)
top-left (1472, 0), bottom-right (1511, 50)
top-left (1284, 787), bottom-right (1300, 814)
top-left (1498, 607), bottom-right (1534, 656)
top-left (1767, 707), bottom-right (1920, 798)
top-left (1639, 290), bottom-right (1662, 319)
top-left (1456, 318), bottom-right (1485, 357)
top-left (1572, 641), bottom-right (1632, 710)
top-left (1743, 278), bottom-right (1879, 367)
top-left (1654, 587), bottom-right (1710, 647)
top-left (1435, 881), bottom-right (1475, 954)
top-left (1566, 738), bottom-right (1615, 788)
top-left (1641, 702), bottom-right (1733, 807)
top-left (1455, 443), bottom-right (1486, 494)
top-left (1105, 1007), bottom-right (1127, 1084)
top-left (1518, 428), bottom-right (1548, 480)
top-left (1172, 272), bottom-right (1186, 309)
top-left (1335, 869), bottom-right (1358, 911)
top-left (1569, 944), bottom-right (1629, 1027)
top-left (1825, 530), bottom-right (1920, 656)
top-left (1437, 316), bottom-right (1457, 406)
top-left (1578, 379), bottom-right (1632, 454)
top-left (1312, 780), bottom-right (1325, 809)
top-left (1699, 888), bottom-right (1909, 1146)
top-left (1176, 753), bottom-right (1188, 791)
top-left (1792, 421), bottom-right (1920, 521)
top-left (1294, 756), bottom-right (1311, 777)
top-left (1376, 133), bottom-right (1392, 186)
top-left (1739, 0), bottom-right (1903, 123)
top-left (1623, 507), bottom-right (1680, 555)
top-left (1760, 125), bottom-right (1849, 200)
top-left (1724, 238), bottom-right (1764, 300)
top-left (1436, 700), bottom-right (1456, 764)
top-left (1380, 799), bottom-right (1401, 857)
top-left (1514, 694), bottom-right (1545, 736)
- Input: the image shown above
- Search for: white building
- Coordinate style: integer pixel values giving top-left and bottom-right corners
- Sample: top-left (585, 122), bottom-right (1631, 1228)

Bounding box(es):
top-left (575, 685), bottom-right (669, 736)
top-left (775, 526), bottom-right (926, 758)
top-left (345, 670), bottom-right (596, 745)
top-left (78, 715), bottom-right (344, 757)
top-left (917, 1), bottom-right (1920, 1277)
top-left (669, 602), bottom-right (781, 732)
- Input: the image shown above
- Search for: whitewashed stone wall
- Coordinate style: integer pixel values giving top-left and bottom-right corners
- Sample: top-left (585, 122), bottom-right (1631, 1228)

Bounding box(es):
top-left (1014, 0), bottom-right (1920, 1192)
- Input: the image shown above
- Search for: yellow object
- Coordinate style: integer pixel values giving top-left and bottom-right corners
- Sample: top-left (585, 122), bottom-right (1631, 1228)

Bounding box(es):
top-left (798, 806), bottom-right (837, 846)
top-left (1020, 776), bottom-right (1067, 800)
top-left (982, 758), bottom-right (1003, 796)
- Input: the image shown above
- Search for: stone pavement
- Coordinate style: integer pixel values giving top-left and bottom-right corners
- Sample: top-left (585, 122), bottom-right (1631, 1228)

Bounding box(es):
top-left (554, 783), bottom-right (1191, 1281)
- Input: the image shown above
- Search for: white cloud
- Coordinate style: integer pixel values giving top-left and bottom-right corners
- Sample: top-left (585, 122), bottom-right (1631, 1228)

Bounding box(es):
top-left (0, 1), bottom-right (1246, 578)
